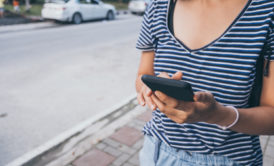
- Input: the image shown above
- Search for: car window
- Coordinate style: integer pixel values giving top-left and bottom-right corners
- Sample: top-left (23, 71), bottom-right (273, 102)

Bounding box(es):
top-left (46, 0), bottom-right (69, 3)
top-left (91, 0), bottom-right (99, 5)
top-left (79, 0), bottom-right (91, 4)
top-left (79, 0), bottom-right (98, 4)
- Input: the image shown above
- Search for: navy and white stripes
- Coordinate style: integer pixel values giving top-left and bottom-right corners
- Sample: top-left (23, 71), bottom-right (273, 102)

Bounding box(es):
top-left (136, 0), bottom-right (273, 165)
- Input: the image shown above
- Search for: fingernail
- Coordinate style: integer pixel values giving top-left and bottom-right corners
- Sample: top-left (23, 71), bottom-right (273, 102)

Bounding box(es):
top-left (141, 101), bottom-right (145, 106)
top-left (151, 105), bottom-right (155, 110)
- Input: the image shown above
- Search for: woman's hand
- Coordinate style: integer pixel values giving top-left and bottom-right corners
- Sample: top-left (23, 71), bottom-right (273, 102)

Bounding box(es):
top-left (151, 72), bottom-right (224, 124)
top-left (137, 81), bottom-right (157, 110)
top-left (135, 50), bottom-right (156, 110)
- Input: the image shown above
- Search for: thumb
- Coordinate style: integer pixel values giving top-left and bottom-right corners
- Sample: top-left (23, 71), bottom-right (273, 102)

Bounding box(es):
top-left (193, 91), bottom-right (213, 103)
top-left (193, 92), bottom-right (203, 102)
top-left (172, 71), bottom-right (183, 80)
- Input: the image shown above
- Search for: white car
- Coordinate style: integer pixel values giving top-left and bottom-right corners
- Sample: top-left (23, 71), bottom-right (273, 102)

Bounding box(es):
top-left (42, 0), bottom-right (116, 24)
top-left (128, 0), bottom-right (150, 15)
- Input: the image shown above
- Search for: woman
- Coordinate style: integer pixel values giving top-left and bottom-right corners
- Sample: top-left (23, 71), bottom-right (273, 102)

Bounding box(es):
top-left (135, 0), bottom-right (274, 165)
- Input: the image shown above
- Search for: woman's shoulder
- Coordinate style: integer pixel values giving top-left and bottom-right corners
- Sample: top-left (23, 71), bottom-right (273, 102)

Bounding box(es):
top-left (251, 0), bottom-right (274, 7)
top-left (149, 0), bottom-right (168, 5)
top-left (249, 0), bottom-right (274, 21)
top-left (147, 0), bottom-right (169, 11)
top-left (144, 0), bottom-right (169, 20)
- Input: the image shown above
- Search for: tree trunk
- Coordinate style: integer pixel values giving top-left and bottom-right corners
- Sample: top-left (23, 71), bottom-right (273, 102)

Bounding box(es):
top-left (25, 0), bottom-right (31, 12)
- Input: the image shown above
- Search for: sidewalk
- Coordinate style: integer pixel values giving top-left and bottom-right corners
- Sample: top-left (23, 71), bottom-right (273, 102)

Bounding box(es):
top-left (7, 97), bottom-right (273, 166)
top-left (66, 108), bottom-right (274, 166)
top-left (261, 135), bottom-right (274, 166)
top-left (67, 108), bottom-right (151, 166)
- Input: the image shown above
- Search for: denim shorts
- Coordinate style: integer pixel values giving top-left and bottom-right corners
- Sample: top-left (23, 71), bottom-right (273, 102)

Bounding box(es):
top-left (139, 135), bottom-right (240, 166)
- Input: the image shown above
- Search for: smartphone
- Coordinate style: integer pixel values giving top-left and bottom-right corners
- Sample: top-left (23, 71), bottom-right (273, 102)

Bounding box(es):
top-left (141, 75), bottom-right (194, 101)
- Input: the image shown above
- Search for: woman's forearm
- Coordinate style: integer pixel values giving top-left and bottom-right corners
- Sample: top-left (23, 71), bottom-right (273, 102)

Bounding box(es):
top-left (135, 51), bottom-right (155, 93)
top-left (235, 106), bottom-right (274, 135)
top-left (214, 104), bottom-right (274, 135)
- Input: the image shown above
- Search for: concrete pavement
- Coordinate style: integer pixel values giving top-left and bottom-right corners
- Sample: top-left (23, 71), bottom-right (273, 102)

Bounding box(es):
top-left (69, 106), bottom-right (150, 166)
top-left (261, 136), bottom-right (274, 166)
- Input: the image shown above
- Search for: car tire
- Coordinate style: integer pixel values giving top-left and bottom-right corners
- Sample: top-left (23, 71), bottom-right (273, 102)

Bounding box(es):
top-left (72, 13), bottom-right (82, 24)
top-left (106, 11), bottom-right (115, 21)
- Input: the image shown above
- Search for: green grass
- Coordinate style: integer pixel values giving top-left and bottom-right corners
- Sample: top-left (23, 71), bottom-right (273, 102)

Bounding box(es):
top-left (103, 1), bottom-right (128, 10)
top-left (4, 4), bottom-right (43, 16)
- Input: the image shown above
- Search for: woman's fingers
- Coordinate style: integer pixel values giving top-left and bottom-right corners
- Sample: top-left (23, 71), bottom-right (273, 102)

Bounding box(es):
top-left (151, 94), bottom-right (188, 123)
top-left (137, 84), bottom-right (155, 110)
top-left (143, 86), bottom-right (156, 110)
top-left (137, 93), bottom-right (145, 106)
top-left (144, 94), bottom-right (156, 110)
top-left (171, 71), bottom-right (183, 80)
top-left (155, 91), bottom-right (178, 107)
top-left (158, 72), bottom-right (170, 78)
top-left (145, 86), bottom-right (153, 96)
top-left (151, 94), bottom-right (180, 116)
top-left (157, 71), bottom-right (182, 80)
top-left (151, 93), bottom-right (165, 111)
top-left (194, 91), bottom-right (214, 103)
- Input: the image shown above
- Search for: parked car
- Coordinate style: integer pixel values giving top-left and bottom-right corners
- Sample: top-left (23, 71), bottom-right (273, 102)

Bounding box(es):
top-left (128, 0), bottom-right (150, 15)
top-left (42, 0), bottom-right (116, 24)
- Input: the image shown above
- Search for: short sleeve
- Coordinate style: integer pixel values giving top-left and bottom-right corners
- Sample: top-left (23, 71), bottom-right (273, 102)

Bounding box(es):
top-left (266, 13), bottom-right (274, 61)
top-left (136, 2), bottom-right (155, 51)
top-left (268, 27), bottom-right (274, 61)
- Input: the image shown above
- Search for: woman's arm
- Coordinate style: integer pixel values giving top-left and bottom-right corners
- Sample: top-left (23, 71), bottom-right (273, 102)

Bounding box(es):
top-left (150, 61), bottom-right (274, 135)
top-left (136, 51), bottom-right (155, 92)
top-left (229, 61), bottom-right (274, 135)
top-left (135, 51), bottom-right (156, 109)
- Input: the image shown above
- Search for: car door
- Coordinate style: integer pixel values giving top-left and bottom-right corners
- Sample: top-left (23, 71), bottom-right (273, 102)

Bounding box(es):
top-left (96, 0), bottom-right (109, 18)
top-left (90, 0), bottom-right (103, 19)
top-left (78, 0), bottom-right (93, 20)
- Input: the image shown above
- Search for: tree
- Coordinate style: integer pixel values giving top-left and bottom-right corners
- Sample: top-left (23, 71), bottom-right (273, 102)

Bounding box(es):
top-left (25, 0), bottom-right (31, 12)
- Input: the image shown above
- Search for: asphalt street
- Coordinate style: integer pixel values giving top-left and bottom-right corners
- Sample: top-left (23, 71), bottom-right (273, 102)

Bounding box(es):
top-left (0, 14), bottom-right (143, 165)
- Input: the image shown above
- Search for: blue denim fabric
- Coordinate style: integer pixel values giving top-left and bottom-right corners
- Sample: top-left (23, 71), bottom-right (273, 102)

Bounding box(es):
top-left (139, 135), bottom-right (240, 166)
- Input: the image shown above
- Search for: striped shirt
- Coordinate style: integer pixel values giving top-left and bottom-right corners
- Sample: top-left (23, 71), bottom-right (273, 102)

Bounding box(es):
top-left (136, 0), bottom-right (274, 165)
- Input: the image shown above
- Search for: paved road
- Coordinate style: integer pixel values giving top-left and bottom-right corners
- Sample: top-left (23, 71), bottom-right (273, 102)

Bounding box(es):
top-left (0, 14), bottom-right (143, 165)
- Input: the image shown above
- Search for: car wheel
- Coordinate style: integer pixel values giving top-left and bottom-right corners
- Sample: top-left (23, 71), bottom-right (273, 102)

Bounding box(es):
top-left (72, 13), bottom-right (82, 24)
top-left (106, 11), bottom-right (115, 21)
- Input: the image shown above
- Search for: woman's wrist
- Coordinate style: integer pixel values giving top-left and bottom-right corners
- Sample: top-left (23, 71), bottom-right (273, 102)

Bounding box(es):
top-left (208, 103), bottom-right (238, 129)
top-left (217, 106), bottom-right (239, 130)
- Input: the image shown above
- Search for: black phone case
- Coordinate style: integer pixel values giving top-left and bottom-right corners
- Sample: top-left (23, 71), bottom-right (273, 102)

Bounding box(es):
top-left (141, 75), bottom-right (194, 101)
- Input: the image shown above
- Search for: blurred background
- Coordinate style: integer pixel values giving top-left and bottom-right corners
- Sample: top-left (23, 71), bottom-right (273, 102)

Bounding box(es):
top-left (0, 0), bottom-right (149, 164)
top-left (2, 1), bottom-right (274, 166)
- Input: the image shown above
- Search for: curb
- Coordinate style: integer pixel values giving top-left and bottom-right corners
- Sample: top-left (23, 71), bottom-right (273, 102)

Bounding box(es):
top-left (0, 10), bottom-right (130, 34)
top-left (0, 10), bottom-right (129, 34)
top-left (6, 94), bottom-right (144, 166)
top-left (0, 21), bottom-right (57, 34)
top-left (116, 10), bottom-right (129, 15)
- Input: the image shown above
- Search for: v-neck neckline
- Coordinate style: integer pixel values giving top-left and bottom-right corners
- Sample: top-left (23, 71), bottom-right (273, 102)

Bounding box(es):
top-left (166, 0), bottom-right (252, 53)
